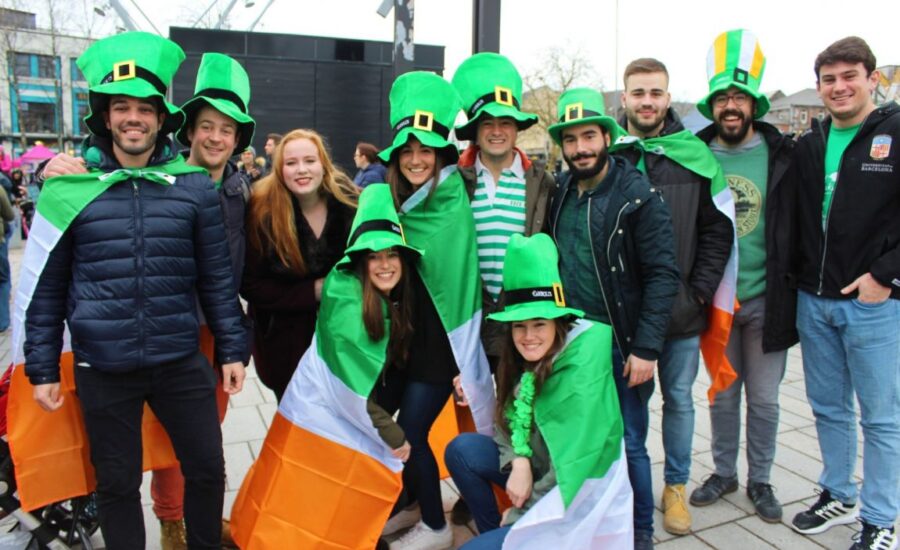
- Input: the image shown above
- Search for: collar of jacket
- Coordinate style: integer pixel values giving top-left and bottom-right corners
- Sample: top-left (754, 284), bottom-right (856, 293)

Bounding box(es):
top-left (458, 143), bottom-right (533, 171)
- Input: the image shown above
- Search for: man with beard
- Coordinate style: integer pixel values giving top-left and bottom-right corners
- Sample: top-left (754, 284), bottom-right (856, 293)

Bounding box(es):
top-left (22, 32), bottom-right (246, 549)
top-left (611, 58), bottom-right (733, 537)
top-left (690, 30), bottom-right (797, 526)
top-left (789, 37), bottom-right (899, 550)
top-left (547, 88), bottom-right (679, 550)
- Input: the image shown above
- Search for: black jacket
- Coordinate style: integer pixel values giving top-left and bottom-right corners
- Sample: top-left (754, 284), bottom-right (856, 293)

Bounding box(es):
top-left (697, 121), bottom-right (799, 352)
top-left (791, 102), bottom-right (900, 300)
top-left (617, 111), bottom-right (733, 338)
top-left (548, 156), bottom-right (679, 360)
top-left (24, 138), bottom-right (247, 384)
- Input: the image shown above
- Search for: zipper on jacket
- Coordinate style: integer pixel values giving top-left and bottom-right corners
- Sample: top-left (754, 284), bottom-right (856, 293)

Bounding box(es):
top-left (587, 196), bottom-right (624, 353)
top-left (816, 112), bottom-right (871, 295)
top-left (133, 180), bottom-right (144, 365)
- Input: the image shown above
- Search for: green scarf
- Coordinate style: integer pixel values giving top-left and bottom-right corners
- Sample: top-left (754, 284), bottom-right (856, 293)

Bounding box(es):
top-left (40, 152), bottom-right (207, 232)
top-left (611, 129), bottom-right (722, 182)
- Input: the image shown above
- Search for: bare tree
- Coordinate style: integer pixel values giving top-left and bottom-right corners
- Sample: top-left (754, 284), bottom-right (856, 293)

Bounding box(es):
top-left (520, 46), bottom-right (603, 169)
top-left (1, 0), bottom-right (32, 152)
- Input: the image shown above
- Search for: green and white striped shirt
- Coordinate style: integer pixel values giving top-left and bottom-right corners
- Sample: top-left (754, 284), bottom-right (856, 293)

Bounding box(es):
top-left (472, 154), bottom-right (527, 300)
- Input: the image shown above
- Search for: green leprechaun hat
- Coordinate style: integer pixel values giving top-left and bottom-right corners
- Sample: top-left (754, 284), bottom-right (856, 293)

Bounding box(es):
top-left (377, 71), bottom-right (462, 163)
top-left (547, 87), bottom-right (620, 145)
top-left (338, 183), bottom-right (422, 269)
top-left (77, 31), bottom-right (185, 137)
top-left (451, 52), bottom-right (538, 141)
top-left (488, 233), bottom-right (584, 322)
top-left (697, 29), bottom-right (769, 120)
top-left (176, 53), bottom-right (255, 154)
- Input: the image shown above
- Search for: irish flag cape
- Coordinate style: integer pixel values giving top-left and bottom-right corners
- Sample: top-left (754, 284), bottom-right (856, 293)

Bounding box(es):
top-left (230, 266), bottom-right (403, 549)
top-left (398, 165), bottom-right (495, 435)
top-left (7, 155), bottom-right (207, 511)
top-left (504, 319), bottom-right (632, 549)
top-left (611, 131), bottom-right (738, 403)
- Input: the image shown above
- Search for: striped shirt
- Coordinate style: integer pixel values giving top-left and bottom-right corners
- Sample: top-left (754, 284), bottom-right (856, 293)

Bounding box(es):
top-left (473, 154), bottom-right (527, 300)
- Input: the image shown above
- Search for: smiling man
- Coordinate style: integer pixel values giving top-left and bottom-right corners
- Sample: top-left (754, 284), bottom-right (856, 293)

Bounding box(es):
top-left (21, 32), bottom-right (246, 549)
top-left (789, 36), bottom-right (900, 550)
top-left (452, 52), bottom-right (556, 371)
top-left (692, 29), bottom-right (798, 526)
top-left (612, 58), bottom-right (733, 538)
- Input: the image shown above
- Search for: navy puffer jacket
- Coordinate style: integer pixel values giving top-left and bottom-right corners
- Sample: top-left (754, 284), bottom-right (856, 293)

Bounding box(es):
top-left (25, 138), bottom-right (246, 384)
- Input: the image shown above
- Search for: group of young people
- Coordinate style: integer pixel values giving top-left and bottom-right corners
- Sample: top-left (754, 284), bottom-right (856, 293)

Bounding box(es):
top-left (8, 24), bottom-right (897, 550)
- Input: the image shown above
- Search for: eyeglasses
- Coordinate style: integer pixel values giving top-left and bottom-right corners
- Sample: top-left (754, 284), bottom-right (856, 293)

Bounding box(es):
top-left (713, 92), bottom-right (750, 107)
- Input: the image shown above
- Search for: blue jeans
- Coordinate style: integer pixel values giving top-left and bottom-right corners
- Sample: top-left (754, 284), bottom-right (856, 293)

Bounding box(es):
top-left (657, 335), bottom-right (700, 485)
top-left (612, 346), bottom-right (654, 536)
top-left (374, 378), bottom-right (453, 530)
top-left (797, 291), bottom-right (900, 528)
top-left (445, 433), bottom-right (511, 534)
top-left (460, 526), bottom-right (511, 549)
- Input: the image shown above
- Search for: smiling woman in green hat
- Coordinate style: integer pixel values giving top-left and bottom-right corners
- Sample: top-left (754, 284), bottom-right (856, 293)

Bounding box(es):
top-left (445, 233), bottom-right (632, 550)
top-left (377, 71), bottom-right (496, 550)
top-left (230, 184), bottom-right (426, 550)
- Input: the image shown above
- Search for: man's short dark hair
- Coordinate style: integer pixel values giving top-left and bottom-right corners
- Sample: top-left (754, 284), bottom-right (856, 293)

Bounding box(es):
top-left (623, 58), bottom-right (669, 87)
top-left (814, 36), bottom-right (876, 80)
top-left (266, 133), bottom-right (283, 145)
top-left (356, 142), bottom-right (379, 164)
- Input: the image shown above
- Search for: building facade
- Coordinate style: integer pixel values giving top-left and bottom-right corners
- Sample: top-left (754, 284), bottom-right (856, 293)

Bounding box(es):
top-left (1, 8), bottom-right (94, 156)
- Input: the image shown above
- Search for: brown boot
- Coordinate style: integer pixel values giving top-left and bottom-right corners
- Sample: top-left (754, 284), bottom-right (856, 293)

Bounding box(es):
top-left (662, 484), bottom-right (692, 535)
top-left (160, 519), bottom-right (187, 550)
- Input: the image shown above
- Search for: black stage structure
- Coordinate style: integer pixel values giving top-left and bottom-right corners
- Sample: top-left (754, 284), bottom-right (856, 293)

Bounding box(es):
top-left (169, 27), bottom-right (444, 173)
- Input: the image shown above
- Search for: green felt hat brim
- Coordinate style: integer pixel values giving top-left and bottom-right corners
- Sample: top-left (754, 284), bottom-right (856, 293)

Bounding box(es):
top-left (377, 127), bottom-right (458, 164)
top-left (336, 233), bottom-right (422, 269)
top-left (548, 115), bottom-right (618, 145)
top-left (176, 96), bottom-right (256, 154)
top-left (487, 301), bottom-right (584, 323)
top-left (454, 103), bottom-right (539, 141)
top-left (697, 81), bottom-right (770, 120)
top-left (85, 79), bottom-right (183, 137)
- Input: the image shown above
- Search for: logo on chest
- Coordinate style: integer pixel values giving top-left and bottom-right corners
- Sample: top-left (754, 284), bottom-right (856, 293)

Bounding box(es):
top-left (870, 134), bottom-right (892, 160)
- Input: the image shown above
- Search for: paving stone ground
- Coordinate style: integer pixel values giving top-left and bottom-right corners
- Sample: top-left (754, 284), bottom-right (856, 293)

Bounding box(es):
top-left (1, 241), bottom-right (894, 549)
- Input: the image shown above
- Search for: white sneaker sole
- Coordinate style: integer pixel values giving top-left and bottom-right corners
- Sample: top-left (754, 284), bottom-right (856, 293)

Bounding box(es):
top-left (791, 508), bottom-right (858, 535)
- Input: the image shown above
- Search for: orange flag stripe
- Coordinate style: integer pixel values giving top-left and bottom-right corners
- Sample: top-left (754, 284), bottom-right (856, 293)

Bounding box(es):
top-left (700, 302), bottom-right (739, 405)
top-left (231, 412), bottom-right (402, 550)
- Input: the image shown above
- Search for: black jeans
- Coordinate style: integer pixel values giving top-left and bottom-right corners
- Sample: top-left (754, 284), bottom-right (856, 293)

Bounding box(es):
top-left (74, 351), bottom-right (225, 549)
top-left (374, 372), bottom-right (453, 530)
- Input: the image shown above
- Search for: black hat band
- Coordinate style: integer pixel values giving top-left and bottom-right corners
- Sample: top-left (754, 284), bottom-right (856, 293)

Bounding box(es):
top-left (193, 88), bottom-right (247, 113)
top-left (348, 219), bottom-right (404, 247)
top-left (467, 88), bottom-right (521, 118)
top-left (392, 111), bottom-right (450, 140)
top-left (505, 284), bottom-right (567, 308)
top-left (100, 63), bottom-right (167, 95)
top-left (560, 107), bottom-right (602, 123)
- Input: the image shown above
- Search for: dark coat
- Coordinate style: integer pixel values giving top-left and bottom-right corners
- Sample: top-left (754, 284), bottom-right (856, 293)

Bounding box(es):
top-left (353, 163), bottom-right (387, 188)
top-left (696, 121), bottom-right (799, 352)
top-left (791, 102), bottom-right (900, 300)
top-left (24, 138), bottom-right (246, 384)
top-left (548, 156), bottom-right (680, 360)
top-left (241, 196), bottom-right (355, 397)
top-left (617, 111), bottom-right (733, 338)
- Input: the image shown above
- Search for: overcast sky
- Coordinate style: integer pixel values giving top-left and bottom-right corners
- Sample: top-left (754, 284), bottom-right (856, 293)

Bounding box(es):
top-left (83, 0), bottom-right (900, 101)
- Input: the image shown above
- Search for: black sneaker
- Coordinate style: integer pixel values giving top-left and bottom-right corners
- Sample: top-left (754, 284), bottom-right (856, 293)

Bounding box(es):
top-left (850, 522), bottom-right (897, 550)
top-left (689, 474), bottom-right (738, 506)
top-left (634, 531), bottom-right (654, 550)
top-left (747, 482), bottom-right (782, 523)
top-left (791, 489), bottom-right (858, 534)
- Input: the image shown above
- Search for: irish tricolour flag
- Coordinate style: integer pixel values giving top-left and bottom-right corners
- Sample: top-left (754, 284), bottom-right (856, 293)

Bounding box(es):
top-left (7, 161), bottom-right (203, 510)
top-left (398, 165), bottom-right (495, 434)
top-left (503, 319), bottom-right (632, 549)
